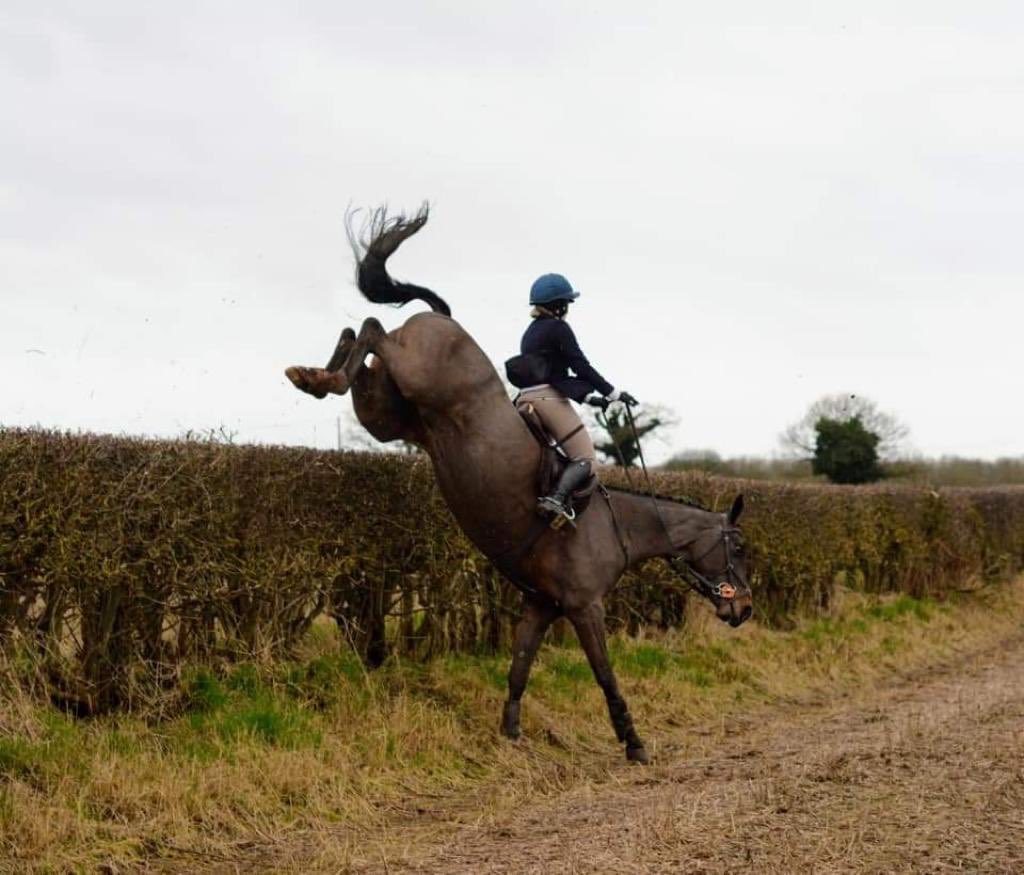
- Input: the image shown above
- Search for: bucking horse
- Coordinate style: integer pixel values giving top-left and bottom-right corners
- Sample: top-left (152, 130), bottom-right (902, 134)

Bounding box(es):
top-left (286, 206), bottom-right (753, 763)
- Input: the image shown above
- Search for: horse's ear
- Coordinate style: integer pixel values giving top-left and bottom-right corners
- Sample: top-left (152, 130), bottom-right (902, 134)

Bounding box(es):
top-left (727, 493), bottom-right (744, 524)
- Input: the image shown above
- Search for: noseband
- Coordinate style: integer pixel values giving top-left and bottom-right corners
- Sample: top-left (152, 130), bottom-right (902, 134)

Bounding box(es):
top-left (669, 525), bottom-right (745, 601)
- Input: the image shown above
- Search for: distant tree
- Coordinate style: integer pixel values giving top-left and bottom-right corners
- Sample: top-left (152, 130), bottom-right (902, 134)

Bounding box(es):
top-left (588, 403), bottom-right (677, 468)
top-left (811, 415), bottom-right (883, 484)
top-left (782, 393), bottom-right (908, 460)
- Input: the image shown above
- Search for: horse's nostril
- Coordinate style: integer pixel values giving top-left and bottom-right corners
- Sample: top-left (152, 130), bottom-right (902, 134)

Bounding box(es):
top-left (740, 605), bottom-right (753, 623)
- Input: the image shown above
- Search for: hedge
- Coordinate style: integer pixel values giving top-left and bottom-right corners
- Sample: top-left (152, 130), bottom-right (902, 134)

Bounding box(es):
top-left (2, 428), bottom-right (1023, 712)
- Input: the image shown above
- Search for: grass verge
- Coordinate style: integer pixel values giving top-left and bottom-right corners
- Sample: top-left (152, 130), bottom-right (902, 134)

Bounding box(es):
top-left (1, 580), bottom-right (1023, 872)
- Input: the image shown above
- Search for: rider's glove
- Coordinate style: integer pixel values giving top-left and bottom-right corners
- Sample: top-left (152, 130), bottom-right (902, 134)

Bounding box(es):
top-left (584, 392), bottom-right (610, 411)
top-left (608, 389), bottom-right (639, 407)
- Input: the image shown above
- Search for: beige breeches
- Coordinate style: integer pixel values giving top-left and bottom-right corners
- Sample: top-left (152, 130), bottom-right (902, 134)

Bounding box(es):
top-left (515, 386), bottom-right (596, 463)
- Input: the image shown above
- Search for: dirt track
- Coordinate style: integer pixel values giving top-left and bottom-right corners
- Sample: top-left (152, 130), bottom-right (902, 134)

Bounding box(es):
top-left (373, 635), bottom-right (1024, 874)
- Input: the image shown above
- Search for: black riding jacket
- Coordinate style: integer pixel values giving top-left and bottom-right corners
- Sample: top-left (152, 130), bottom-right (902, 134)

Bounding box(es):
top-left (519, 316), bottom-right (614, 403)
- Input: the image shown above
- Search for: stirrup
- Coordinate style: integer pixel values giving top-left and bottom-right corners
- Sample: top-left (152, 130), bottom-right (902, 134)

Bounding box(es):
top-left (538, 496), bottom-right (576, 529)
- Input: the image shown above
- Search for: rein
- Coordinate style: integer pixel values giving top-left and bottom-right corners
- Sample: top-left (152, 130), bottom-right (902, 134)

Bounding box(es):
top-left (598, 404), bottom-right (739, 601)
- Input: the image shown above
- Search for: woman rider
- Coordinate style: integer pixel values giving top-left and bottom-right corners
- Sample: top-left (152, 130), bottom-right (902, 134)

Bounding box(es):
top-left (508, 273), bottom-right (638, 521)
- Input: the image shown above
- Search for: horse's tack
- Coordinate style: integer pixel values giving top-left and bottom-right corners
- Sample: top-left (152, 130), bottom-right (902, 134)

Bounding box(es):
top-left (602, 404), bottom-right (742, 603)
top-left (511, 402), bottom-right (742, 603)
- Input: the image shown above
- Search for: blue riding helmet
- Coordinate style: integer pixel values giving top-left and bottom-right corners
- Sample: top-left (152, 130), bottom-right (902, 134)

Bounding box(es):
top-left (529, 273), bottom-right (580, 306)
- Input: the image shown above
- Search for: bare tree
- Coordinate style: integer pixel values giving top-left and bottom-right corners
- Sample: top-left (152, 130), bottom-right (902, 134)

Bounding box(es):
top-left (585, 403), bottom-right (679, 467)
top-left (781, 393), bottom-right (909, 461)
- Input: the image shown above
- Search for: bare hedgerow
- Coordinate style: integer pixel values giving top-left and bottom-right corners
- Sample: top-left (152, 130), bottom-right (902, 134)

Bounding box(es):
top-left (1, 428), bottom-right (1023, 712)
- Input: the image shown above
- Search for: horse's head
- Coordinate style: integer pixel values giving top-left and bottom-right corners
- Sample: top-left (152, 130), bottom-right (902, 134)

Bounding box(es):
top-left (684, 494), bottom-right (753, 628)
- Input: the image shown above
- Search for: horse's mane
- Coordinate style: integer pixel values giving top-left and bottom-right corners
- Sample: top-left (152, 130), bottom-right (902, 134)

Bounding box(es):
top-left (606, 486), bottom-right (712, 513)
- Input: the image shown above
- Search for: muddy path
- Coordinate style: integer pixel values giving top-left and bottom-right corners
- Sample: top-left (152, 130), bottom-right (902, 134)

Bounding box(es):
top-left (359, 634), bottom-right (1024, 874)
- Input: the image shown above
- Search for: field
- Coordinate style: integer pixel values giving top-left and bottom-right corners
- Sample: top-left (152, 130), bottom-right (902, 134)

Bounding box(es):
top-left (2, 580), bottom-right (1023, 872)
top-left (397, 601), bottom-right (1024, 874)
top-left (2, 430), bottom-right (1024, 872)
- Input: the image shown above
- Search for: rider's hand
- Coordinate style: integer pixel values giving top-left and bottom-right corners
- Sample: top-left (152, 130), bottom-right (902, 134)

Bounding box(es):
top-left (618, 391), bottom-right (639, 407)
top-left (584, 392), bottom-right (610, 411)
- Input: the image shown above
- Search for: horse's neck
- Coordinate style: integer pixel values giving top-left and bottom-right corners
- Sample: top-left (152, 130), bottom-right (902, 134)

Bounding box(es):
top-left (615, 492), bottom-right (719, 565)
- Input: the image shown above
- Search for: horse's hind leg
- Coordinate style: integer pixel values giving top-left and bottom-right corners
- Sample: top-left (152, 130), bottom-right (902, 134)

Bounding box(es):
top-left (325, 327), bottom-right (357, 371)
top-left (568, 601), bottom-right (649, 764)
top-left (502, 598), bottom-right (560, 740)
top-left (284, 327), bottom-right (360, 398)
top-left (351, 356), bottom-right (424, 445)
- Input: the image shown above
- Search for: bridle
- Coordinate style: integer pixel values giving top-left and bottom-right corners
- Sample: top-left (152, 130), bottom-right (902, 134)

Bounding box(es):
top-left (598, 402), bottom-right (748, 604)
top-left (667, 524), bottom-right (746, 602)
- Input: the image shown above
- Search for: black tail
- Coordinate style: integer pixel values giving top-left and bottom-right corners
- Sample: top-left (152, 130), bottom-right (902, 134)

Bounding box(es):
top-left (345, 203), bottom-right (451, 317)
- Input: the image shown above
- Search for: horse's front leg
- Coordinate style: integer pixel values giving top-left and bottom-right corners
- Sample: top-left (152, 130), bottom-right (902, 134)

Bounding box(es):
top-left (568, 600), bottom-right (649, 764)
top-left (502, 598), bottom-right (560, 739)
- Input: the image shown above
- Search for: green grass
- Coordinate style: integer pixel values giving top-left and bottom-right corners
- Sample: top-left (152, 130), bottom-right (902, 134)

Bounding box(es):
top-left (543, 651), bottom-right (594, 687)
top-left (0, 712), bottom-right (82, 787)
top-left (798, 594), bottom-right (942, 645)
top-left (862, 594), bottom-right (937, 622)
top-left (610, 642), bottom-right (671, 677)
top-left (435, 652), bottom-right (508, 693)
top-left (3, 591), bottom-right (955, 780)
top-left (179, 664), bottom-right (324, 752)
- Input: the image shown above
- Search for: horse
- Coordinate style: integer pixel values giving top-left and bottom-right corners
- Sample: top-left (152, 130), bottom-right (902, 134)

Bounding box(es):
top-left (285, 206), bottom-right (753, 763)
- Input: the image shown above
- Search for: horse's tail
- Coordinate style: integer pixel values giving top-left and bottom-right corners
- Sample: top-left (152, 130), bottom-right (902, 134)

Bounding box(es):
top-left (345, 203), bottom-right (451, 317)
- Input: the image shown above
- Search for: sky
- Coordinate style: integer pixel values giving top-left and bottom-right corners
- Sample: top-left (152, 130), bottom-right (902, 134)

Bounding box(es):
top-left (2, 2), bottom-right (1022, 461)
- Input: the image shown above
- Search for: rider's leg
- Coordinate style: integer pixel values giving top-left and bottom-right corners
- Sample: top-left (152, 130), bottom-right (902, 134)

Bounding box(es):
top-left (538, 459), bottom-right (592, 517)
top-left (518, 390), bottom-right (596, 517)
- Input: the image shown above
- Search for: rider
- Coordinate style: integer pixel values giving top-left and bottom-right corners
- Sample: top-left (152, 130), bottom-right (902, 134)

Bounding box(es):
top-left (511, 273), bottom-right (638, 521)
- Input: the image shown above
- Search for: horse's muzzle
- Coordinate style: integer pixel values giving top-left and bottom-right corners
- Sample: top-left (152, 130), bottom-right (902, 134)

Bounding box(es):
top-left (717, 595), bottom-right (753, 627)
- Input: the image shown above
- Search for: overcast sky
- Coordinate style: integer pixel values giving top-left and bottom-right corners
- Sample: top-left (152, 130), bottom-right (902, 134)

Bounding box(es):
top-left (2, 2), bottom-right (1022, 461)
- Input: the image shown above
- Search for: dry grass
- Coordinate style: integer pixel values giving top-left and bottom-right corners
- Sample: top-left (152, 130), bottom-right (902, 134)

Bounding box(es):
top-left (2, 581), bottom-right (1023, 873)
top-left (395, 600), bottom-right (1024, 874)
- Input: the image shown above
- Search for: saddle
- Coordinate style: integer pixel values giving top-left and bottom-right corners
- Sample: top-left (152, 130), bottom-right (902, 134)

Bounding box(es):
top-left (516, 402), bottom-right (598, 523)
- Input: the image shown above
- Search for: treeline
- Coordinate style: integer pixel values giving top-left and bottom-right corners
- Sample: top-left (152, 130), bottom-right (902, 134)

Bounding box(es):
top-left (665, 450), bottom-right (1024, 487)
top-left (663, 451), bottom-right (813, 481)
top-left (2, 428), bottom-right (1024, 713)
top-left (891, 456), bottom-right (1024, 487)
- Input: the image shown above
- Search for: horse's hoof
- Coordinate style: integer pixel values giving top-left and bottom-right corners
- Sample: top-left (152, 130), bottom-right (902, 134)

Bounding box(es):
top-left (626, 745), bottom-right (650, 765)
top-left (285, 366), bottom-right (328, 399)
top-left (501, 702), bottom-right (521, 739)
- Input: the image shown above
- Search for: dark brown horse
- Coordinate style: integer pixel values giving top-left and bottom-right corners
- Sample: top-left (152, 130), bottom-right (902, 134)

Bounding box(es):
top-left (286, 207), bottom-right (753, 763)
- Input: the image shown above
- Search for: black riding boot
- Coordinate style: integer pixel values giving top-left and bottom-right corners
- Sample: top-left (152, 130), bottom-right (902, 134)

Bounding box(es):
top-left (538, 459), bottom-right (593, 521)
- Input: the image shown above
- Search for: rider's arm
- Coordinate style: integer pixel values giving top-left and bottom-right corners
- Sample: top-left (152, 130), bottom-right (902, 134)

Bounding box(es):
top-left (553, 321), bottom-right (615, 398)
